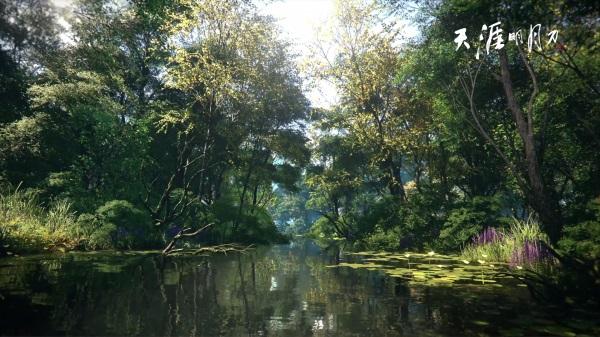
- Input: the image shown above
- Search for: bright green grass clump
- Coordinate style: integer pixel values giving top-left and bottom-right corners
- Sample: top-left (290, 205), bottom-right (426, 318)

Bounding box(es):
top-left (0, 187), bottom-right (83, 254)
top-left (460, 217), bottom-right (549, 265)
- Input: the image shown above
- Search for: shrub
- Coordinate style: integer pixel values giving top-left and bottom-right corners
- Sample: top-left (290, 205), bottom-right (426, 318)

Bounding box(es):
top-left (88, 223), bottom-right (118, 250)
top-left (308, 217), bottom-right (338, 241)
top-left (75, 213), bottom-right (113, 250)
top-left (235, 208), bottom-right (289, 244)
top-left (196, 196), bottom-right (287, 245)
top-left (94, 200), bottom-right (158, 249)
top-left (363, 226), bottom-right (402, 251)
top-left (558, 199), bottom-right (600, 260)
top-left (438, 196), bottom-right (507, 251)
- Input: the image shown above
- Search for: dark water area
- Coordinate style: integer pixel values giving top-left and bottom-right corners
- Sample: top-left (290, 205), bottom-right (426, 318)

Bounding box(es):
top-left (0, 240), bottom-right (598, 336)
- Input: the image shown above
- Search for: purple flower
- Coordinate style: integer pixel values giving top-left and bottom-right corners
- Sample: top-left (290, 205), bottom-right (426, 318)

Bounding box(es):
top-left (472, 227), bottom-right (503, 246)
top-left (509, 239), bottom-right (551, 268)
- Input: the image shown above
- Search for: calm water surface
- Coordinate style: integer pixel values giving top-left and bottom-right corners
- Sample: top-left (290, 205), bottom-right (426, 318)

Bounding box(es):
top-left (0, 240), bottom-right (598, 336)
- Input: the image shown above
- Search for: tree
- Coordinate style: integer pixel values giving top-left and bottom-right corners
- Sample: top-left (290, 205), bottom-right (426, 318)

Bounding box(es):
top-left (139, 0), bottom-right (310, 240)
top-left (405, 0), bottom-right (600, 243)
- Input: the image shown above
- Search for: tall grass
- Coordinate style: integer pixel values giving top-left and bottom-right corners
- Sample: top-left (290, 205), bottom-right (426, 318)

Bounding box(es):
top-left (0, 186), bottom-right (82, 253)
top-left (461, 216), bottom-right (552, 267)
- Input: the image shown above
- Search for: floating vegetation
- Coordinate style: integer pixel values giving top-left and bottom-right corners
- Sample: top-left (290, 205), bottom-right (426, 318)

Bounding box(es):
top-left (329, 251), bottom-right (516, 286)
top-left (328, 262), bottom-right (383, 270)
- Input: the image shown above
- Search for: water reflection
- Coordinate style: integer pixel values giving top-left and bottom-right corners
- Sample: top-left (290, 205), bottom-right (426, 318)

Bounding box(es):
top-left (0, 240), bottom-right (598, 336)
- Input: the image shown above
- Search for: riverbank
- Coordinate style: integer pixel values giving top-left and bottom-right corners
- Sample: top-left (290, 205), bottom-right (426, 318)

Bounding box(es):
top-left (0, 188), bottom-right (287, 256)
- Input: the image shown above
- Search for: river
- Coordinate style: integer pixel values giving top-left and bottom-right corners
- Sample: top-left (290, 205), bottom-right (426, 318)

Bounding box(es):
top-left (0, 240), bottom-right (598, 336)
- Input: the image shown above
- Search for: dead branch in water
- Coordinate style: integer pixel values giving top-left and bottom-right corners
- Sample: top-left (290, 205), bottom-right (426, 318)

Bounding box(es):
top-left (194, 243), bottom-right (254, 255)
top-left (162, 223), bottom-right (213, 255)
top-left (163, 243), bottom-right (255, 256)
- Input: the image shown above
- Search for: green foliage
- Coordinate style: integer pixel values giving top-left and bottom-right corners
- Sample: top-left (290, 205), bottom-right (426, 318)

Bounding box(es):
top-left (438, 195), bottom-right (508, 251)
top-left (309, 217), bottom-right (340, 242)
top-left (558, 199), bottom-right (600, 260)
top-left (75, 213), bottom-right (108, 250)
top-left (1, 0), bottom-right (599, 257)
top-left (269, 184), bottom-right (317, 235)
top-left (0, 0), bottom-right (311, 252)
top-left (0, 113), bottom-right (71, 186)
top-left (235, 209), bottom-right (289, 245)
top-left (363, 226), bottom-right (402, 251)
top-left (300, 0), bottom-right (600, 258)
top-left (206, 196), bottom-right (287, 245)
top-left (93, 200), bottom-right (158, 249)
top-left (0, 52), bottom-right (28, 124)
top-left (0, 188), bottom-right (162, 253)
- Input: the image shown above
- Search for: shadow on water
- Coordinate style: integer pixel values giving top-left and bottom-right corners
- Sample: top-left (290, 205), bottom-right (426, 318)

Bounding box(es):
top-left (0, 240), bottom-right (599, 336)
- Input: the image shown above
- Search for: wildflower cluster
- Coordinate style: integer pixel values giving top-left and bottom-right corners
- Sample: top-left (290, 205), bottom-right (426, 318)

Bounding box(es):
top-left (460, 218), bottom-right (553, 269)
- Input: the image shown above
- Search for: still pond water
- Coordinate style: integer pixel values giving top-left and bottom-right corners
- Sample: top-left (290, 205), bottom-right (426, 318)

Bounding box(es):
top-left (0, 240), bottom-right (599, 336)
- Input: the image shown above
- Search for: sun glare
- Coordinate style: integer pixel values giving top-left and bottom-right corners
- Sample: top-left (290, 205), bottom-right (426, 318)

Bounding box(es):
top-left (259, 0), bottom-right (338, 108)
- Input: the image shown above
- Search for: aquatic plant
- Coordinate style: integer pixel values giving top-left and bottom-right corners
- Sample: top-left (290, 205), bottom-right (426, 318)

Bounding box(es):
top-left (427, 250), bottom-right (435, 264)
top-left (509, 239), bottom-right (551, 268)
top-left (477, 259), bottom-right (486, 284)
top-left (461, 217), bottom-right (552, 268)
top-left (472, 227), bottom-right (503, 245)
top-left (330, 251), bottom-right (513, 286)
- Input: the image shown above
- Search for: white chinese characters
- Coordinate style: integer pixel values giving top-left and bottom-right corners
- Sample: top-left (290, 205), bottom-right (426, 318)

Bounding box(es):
top-left (454, 22), bottom-right (560, 58)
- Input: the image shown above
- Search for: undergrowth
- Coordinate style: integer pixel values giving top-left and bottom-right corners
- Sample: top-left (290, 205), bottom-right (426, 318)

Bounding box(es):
top-left (461, 216), bottom-right (552, 267)
top-left (0, 186), bottom-right (83, 254)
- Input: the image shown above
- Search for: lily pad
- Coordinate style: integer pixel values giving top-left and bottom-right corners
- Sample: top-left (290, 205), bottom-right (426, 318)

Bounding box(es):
top-left (328, 251), bottom-right (521, 287)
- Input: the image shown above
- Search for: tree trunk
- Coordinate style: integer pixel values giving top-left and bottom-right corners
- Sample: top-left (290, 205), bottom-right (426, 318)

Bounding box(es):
top-left (498, 50), bottom-right (563, 243)
top-left (385, 156), bottom-right (407, 201)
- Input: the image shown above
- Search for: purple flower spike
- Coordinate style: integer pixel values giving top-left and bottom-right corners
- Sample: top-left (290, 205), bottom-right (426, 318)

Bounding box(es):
top-left (509, 239), bottom-right (551, 268)
top-left (472, 227), bottom-right (503, 246)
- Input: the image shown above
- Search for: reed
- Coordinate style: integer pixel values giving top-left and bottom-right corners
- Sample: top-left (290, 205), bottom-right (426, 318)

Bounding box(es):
top-left (0, 186), bottom-right (81, 253)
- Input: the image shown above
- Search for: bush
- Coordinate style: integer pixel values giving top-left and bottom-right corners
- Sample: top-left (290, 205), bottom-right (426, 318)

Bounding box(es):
top-left (200, 196), bottom-right (287, 245)
top-left (558, 199), bottom-right (600, 260)
top-left (93, 200), bottom-right (158, 249)
top-left (308, 217), bottom-right (338, 241)
top-left (395, 188), bottom-right (448, 250)
top-left (363, 226), bottom-right (402, 251)
top-left (75, 213), bottom-right (114, 250)
top-left (437, 195), bottom-right (508, 251)
top-left (235, 208), bottom-right (289, 244)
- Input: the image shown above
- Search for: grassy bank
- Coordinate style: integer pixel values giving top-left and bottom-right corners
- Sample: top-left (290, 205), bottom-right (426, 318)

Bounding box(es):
top-left (0, 188), bottom-right (83, 254)
top-left (0, 187), bottom-right (288, 256)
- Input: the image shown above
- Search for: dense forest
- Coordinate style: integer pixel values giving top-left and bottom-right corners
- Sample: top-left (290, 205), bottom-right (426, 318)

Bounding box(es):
top-left (1, 0), bottom-right (311, 252)
top-left (1, 0), bottom-right (599, 278)
top-left (1, 1), bottom-right (600, 335)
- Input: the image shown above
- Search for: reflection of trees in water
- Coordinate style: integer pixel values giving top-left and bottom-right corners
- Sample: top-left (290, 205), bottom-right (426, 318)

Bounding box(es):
top-left (0, 250), bottom-right (446, 336)
top-left (0, 244), bottom-right (580, 336)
